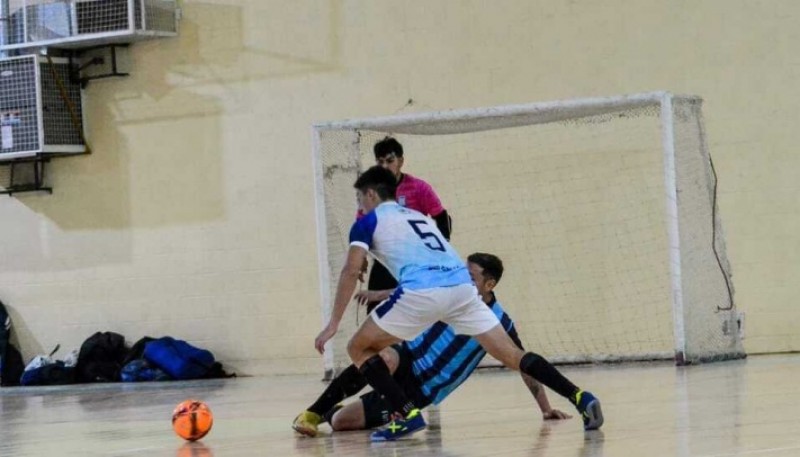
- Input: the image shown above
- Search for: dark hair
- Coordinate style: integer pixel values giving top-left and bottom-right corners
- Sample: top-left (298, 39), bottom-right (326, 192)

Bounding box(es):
top-left (467, 252), bottom-right (504, 283)
top-left (374, 136), bottom-right (404, 159)
top-left (354, 166), bottom-right (397, 200)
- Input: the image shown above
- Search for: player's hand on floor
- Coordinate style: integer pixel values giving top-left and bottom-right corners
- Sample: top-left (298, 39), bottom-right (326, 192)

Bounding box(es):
top-left (543, 409), bottom-right (572, 420)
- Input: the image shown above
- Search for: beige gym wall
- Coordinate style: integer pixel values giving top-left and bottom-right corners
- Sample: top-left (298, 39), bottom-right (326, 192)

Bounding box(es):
top-left (0, 0), bottom-right (796, 375)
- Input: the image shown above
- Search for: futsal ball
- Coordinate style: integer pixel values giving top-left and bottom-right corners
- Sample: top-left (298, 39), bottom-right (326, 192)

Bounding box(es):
top-left (172, 400), bottom-right (214, 441)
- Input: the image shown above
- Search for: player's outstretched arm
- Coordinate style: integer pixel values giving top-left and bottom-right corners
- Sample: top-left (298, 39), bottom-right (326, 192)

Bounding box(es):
top-left (508, 329), bottom-right (571, 420)
top-left (315, 246), bottom-right (368, 353)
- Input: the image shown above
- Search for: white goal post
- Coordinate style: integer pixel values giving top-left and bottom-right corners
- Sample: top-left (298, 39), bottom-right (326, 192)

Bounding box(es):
top-left (312, 91), bottom-right (744, 379)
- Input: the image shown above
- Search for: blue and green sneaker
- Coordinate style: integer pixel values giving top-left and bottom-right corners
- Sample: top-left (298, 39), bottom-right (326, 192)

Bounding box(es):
top-left (370, 408), bottom-right (426, 441)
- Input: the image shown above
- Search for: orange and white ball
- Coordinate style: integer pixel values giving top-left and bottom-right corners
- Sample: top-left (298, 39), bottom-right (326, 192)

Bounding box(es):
top-left (172, 400), bottom-right (214, 441)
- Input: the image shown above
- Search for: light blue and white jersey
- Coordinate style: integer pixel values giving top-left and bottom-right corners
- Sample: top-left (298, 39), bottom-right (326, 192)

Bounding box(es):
top-left (349, 202), bottom-right (471, 290)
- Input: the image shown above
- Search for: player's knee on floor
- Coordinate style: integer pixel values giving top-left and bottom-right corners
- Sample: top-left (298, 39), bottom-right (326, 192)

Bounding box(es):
top-left (329, 412), bottom-right (348, 431)
top-left (329, 408), bottom-right (365, 431)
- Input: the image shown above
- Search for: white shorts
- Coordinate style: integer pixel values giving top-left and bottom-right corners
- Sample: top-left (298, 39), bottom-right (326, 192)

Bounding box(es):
top-left (370, 283), bottom-right (500, 341)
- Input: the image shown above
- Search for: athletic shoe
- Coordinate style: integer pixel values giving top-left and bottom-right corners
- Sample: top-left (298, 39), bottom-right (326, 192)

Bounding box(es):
top-left (292, 410), bottom-right (323, 437)
top-left (574, 391), bottom-right (604, 430)
top-left (370, 408), bottom-right (426, 441)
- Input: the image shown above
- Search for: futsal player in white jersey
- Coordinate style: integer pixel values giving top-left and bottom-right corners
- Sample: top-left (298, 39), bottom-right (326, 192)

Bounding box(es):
top-left (314, 166), bottom-right (604, 441)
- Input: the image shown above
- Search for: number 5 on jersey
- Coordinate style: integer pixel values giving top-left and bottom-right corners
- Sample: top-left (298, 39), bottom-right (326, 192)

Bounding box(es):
top-left (408, 220), bottom-right (445, 252)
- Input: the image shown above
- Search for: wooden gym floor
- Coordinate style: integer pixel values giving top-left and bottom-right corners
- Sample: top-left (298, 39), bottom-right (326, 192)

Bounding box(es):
top-left (0, 354), bottom-right (798, 456)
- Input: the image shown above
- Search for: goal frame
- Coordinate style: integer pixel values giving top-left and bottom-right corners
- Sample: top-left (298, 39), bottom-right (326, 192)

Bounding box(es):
top-left (311, 91), bottom-right (743, 378)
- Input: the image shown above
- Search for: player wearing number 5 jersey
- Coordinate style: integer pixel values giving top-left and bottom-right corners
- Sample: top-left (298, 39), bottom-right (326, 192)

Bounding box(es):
top-left (350, 203), bottom-right (466, 292)
top-left (313, 166), bottom-right (603, 442)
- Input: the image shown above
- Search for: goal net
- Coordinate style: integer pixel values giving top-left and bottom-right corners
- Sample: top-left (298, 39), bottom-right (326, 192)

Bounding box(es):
top-left (312, 92), bottom-right (744, 379)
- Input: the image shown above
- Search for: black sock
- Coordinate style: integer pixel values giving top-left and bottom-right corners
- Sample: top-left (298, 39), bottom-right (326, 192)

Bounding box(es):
top-left (322, 404), bottom-right (343, 425)
top-left (519, 352), bottom-right (580, 403)
top-left (358, 354), bottom-right (416, 417)
top-left (307, 364), bottom-right (367, 416)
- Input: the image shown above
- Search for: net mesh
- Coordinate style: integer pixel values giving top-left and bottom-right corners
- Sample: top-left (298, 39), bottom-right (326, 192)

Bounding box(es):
top-left (315, 95), bottom-right (744, 376)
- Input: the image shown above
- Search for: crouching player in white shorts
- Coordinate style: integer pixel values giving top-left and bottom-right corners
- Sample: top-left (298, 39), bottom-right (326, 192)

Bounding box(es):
top-left (313, 166), bottom-right (603, 441)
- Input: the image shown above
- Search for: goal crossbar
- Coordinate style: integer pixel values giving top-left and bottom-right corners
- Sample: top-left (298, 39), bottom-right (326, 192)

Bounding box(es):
top-left (314, 92), bottom-right (698, 134)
